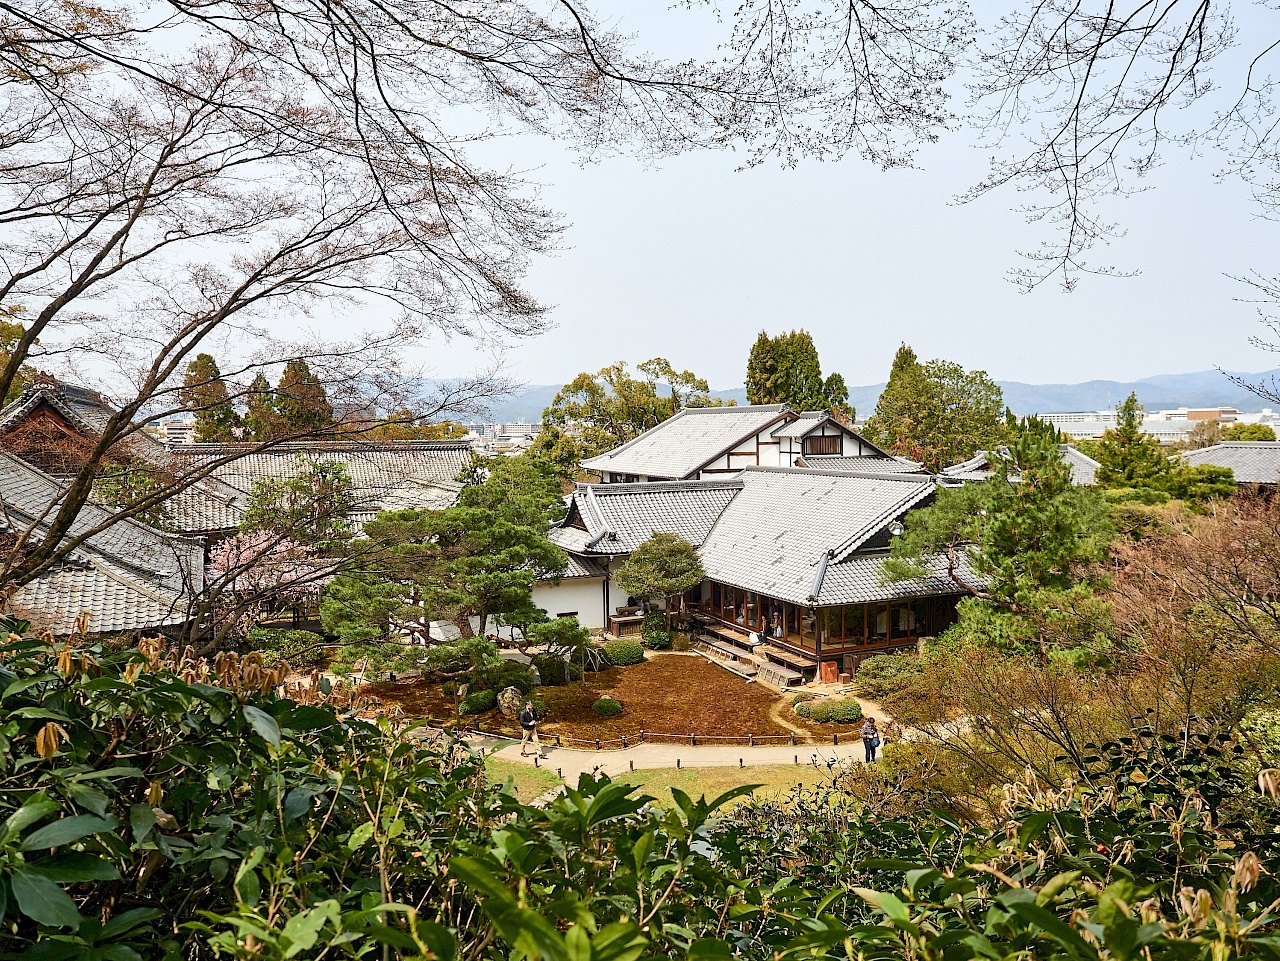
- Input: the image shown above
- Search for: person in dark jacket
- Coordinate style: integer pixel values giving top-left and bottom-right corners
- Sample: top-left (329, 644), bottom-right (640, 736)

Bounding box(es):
top-left (861, 717), bottom-right (879, 763)
top-left (519, 700), bottom-right (541, 757)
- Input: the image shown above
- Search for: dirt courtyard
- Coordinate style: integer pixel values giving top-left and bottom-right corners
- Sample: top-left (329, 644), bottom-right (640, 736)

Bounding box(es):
top-left (367, 653), bottom-right (863, 743)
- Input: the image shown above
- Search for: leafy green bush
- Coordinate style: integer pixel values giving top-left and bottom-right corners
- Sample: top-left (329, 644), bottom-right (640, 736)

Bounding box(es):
top-left (459, 688), bottom-right (498, 714)
top-left (591, 696), bottom-right (623, 717)
top-left (640, 611), bottom-right (670, 649)
top-left (793, 700), bottom-right (813, 718)
top-left (245, 627), bottom-right (326, 666)
top-left (602, 638), bottom-right (645, 666)
top-left (477, 657), bottom-right (535, 694)
top-left (850, 653), bottom-right (924, 702)
top-left (530, 653), bottom-right (583, 686)
top-left (805, 697), bottom-right (863, 724)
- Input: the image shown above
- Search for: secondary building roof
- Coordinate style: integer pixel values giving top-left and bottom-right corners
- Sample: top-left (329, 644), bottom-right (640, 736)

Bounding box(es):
top-left (1180, 442), bottom-right (1280, 484)
top-left (697, 467), bottom-right (943, 606)
top-left (940, 445), bottom-right (1101, 485)
top-left (170, 441), bottom-right (469, 523)
top-left (580, 405), bottom-right (791, 479)
top-left (1, 453), bottom-right (204, 635)
top-left (794, 453), bottom-right (926, 474)
top-left (550, 479), bottom-right (743, 556)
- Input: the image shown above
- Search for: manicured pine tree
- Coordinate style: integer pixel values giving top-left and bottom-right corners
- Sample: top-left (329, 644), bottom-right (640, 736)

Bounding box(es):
top-left (179, 353), bottom-right (240, 441)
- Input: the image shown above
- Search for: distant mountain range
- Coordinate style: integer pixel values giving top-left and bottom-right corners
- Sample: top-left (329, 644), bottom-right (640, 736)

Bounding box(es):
top-left (463, 368), bottom-right (1280, 424)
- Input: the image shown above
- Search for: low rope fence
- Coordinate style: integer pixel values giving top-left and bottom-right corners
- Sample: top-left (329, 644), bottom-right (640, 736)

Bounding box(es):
top-left (456, 724), bottom-right (859, 751)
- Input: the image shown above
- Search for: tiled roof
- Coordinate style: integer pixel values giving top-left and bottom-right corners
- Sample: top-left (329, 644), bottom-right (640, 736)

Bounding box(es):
top-left (170, 441), bottom-right (472, 516)
top-left (1, 453), bottom-right (203, 634)
top-left (561, 553), bottom-right (610, 579)
top-left (818, 552), bottom-right (977, 606)
top-left (550, 479), bottom-right (743, 555)
top-left (795, 454), bottom-right (926, 474)
top-left (697, 467), bottom-right (938, 605)
top-left (581, 405), bottom-right (792, 479)
top-left (0, 380), bottom-right (172, 467)
top-left (1180, 442), bottom-right (1280, 484)
top-left (1059, 444), bottom-right (1101, 485)
top-left (940, 446), bottom-right (1100, 486)
top-left (770, 411), bottom-right (832, 439)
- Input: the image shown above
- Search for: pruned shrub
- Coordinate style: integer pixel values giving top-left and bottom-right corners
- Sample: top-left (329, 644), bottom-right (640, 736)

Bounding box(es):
top-left (245, 627), bottom-right (326, 666)
top-left (602, 639), bottom-right (645, 666)
top-left (794, 700), bottom-right (813, 718)
top-left (478, 658), bottom-right (536, 694)
top-left (459, 688), bottom-right (497, 714)
top-left (592, 696), bottom-right (623, 717)
top-left (851, 653), bottom-right (925, 703)
top-left (641, 611), bottom-right (670, 650)
top-left (806, 697), bottom-right (863, 725)
top-left (531, 653), bottom-right (583, 686)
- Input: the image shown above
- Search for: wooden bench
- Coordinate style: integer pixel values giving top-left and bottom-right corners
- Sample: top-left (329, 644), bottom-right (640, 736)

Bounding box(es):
top-left (756, 645), bottom-right (818, 673)
top-left (694, 639), bottom-right (760, 677)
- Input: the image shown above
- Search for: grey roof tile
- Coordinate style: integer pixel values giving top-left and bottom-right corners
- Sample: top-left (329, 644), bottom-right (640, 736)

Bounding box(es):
top-left (581, 405), bottom-right (791, 478)
top-left (552, 479), bottom-right (743, 555)
top-left (796, 454), bottom-right (926, 474)
top-left (170, 441), bottom-right (471, 517)
top-left (2, 452), bottom-right (203, 634)
top-left (817, 552), bottom-right (977, 605)
top-left (697, 467), bottom-right (938, 605)
top-left (1180, 442), bottom-right (1280, 483)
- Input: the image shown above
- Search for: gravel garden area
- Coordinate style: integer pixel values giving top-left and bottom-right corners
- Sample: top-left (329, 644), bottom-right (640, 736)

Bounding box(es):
top-left (366, 653), bottom-right (864, 743)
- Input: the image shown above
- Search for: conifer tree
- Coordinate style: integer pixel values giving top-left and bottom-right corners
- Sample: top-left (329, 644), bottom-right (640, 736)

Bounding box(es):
top-left (243, 372), bottom-right (280, 441)
top-left (274, 359), bottom-right (334, 434)
top-left (179, 353), bottom-right (240, 442)
top-left (744, 329), bottom-right (850, 413)
top-left (1094, 393), bottom-right (1170, 489)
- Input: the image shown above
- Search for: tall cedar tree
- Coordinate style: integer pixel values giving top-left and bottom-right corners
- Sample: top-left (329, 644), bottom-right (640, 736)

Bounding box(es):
top-left (745, 329), bottom-right (850, 414)
top-left (615, 532), bottom-right (706, 631)
top-left (243, 373), bottom-right (279, 441)
top-left (865, 345), bottom-right (1007, 470)
top-left (275, 359), bottom-right (335, 434)
top-left (1094, 393), bottom-right (1170, 489)
top-left (179, 353), bottom-right (240, 442)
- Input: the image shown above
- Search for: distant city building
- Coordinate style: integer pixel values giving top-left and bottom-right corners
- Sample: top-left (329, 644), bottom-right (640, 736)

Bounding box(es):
top-left (158, 417), bottom-right (197, 446)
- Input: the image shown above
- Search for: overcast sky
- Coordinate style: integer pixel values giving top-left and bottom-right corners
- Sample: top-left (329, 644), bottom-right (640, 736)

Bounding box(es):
top-left (401, 2), bottom-right (1280, 393)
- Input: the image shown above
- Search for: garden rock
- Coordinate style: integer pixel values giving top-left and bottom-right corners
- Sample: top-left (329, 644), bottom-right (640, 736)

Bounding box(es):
top-left (497, 686), bottom-right (524, 718)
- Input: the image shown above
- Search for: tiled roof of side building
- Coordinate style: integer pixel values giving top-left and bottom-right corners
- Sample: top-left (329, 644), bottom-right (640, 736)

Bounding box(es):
top-left (550, 479), bottom-right (743, 555)
top-left (697, 467), bottom-right (938, 605)
top-left (1180, 442), bottom-right (1280, 484)
top-left (0, 380), bottom-right (173, 467)
top-left (817, 551), bottom-right (978, 606)
top-left (1, 453), bottom-right (204, 634)
top-left (580, 405), bottom-right (792, 479)
top-left (795, 454), bottom-right (926, 474)
top-left (170, 441), bottom-right (473, 506)
top-left (1059, 444), bottom-right (1101, 485)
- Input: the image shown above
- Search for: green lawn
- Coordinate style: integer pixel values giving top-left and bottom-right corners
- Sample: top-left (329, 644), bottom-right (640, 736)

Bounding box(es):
top-left (486, 757), bottom-right (562, 802)
top-left (616, 764), bottom-right (832, 810)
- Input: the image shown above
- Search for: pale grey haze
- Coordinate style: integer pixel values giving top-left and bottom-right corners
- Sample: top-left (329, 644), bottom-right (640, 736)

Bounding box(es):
top-left (389, 2), bottom-right (1280, 395)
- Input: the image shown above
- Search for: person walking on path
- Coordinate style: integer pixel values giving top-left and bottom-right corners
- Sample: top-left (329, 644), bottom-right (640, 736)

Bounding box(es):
top-left (861, 717), bottom-right (879, 763)
top-left (519, 700), bottom-right (542, 757)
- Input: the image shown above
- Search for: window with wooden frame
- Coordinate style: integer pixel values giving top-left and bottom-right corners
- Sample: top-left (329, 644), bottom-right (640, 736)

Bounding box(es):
top-left (803, 434), bottom-right (842, 456)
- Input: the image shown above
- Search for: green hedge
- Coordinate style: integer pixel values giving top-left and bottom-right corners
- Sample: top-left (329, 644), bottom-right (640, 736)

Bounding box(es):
top-left (602, 639), bottom-right (645, 666)
top-left (806, 697), bottom-right (863, 725)
top-left (459, 688), bottom-right (497, 714)
top-left (480, 658), bottom-right (536, 694)
top-left (531, 654), bottom-right (583, 686)
top-left (245, 627), bottom-right (326, 666)
top-left (850, 653), bottom-right (924, 702)
top-left (592, 696), bottom-right (623, 717)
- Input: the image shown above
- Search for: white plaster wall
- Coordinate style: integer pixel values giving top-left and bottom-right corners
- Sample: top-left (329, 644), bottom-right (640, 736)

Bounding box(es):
top-left (533, 578), bottom-right (607, 629)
